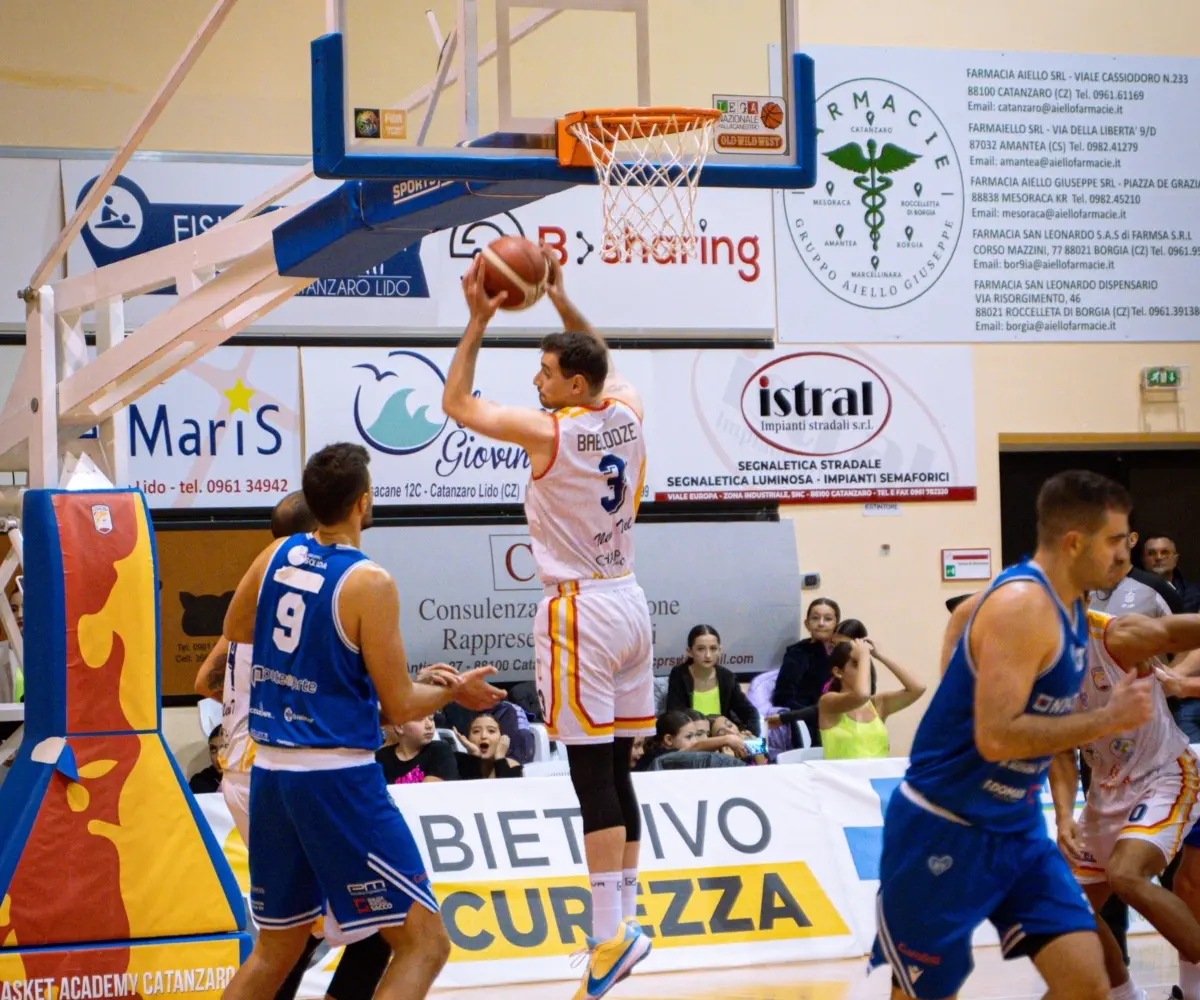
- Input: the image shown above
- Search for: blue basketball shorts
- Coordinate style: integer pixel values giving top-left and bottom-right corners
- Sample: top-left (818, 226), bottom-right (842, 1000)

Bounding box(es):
top-left (869, 785), bottom-right (1096, 999)
top-left (248, 760), bottom-right (437, 938)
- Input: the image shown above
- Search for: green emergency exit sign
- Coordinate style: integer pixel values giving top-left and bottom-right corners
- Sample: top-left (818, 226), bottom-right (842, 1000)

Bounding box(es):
top-left (1141, 366), bottom-right (1183, 390)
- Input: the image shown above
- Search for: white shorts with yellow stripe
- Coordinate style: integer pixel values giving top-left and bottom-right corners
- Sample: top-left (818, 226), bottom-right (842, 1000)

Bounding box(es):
top-left (535, 576), bottom-right (655, 746)
top-left (1072, 750), bottom-right (1200, 885)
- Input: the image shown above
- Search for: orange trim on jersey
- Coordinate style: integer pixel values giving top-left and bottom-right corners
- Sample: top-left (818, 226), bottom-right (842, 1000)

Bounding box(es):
top-left (1123, 753), bottom-right (1200, 847)
top-left (632, 456), bottom-right (647, 517)
top-left (532, 413), bottom-right (561, 481)
top-left (546, 596), bottom-right (562, 735)
top-left (615, 715), bottom-right (656, 728)
top-left (562, 585), bottom-right (613, 737)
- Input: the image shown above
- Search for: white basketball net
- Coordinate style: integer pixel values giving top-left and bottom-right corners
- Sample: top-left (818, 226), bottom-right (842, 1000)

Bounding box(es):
top-left (569, 110), bottom-right (719, 262)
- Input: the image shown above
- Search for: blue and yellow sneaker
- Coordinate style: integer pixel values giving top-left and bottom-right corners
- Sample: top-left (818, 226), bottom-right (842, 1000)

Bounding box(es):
top-left (570, 919), bottom-right (652, 1000)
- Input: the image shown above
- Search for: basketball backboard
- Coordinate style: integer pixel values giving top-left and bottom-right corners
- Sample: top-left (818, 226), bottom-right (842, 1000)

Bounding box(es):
top-left (313, 0), bottom-right (815, 189)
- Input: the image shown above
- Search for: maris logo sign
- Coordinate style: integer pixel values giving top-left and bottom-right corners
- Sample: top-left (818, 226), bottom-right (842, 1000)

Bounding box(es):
top-left (741, 353), bottom-right (892, 457)
top-left (129, 378), bottom-right (282, 457)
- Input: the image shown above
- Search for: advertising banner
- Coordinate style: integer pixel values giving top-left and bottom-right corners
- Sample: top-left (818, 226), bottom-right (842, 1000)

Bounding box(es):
top-left (361, 521), bottom-right (801, 681)
top-left (127, 347), bottom-right (302, 510)
top-left (301, 344), bottom-right (975, 508)
top-left (58, 160), bottom-right (773, 335)
top-left (776, 46), bottom-right (1200, 343)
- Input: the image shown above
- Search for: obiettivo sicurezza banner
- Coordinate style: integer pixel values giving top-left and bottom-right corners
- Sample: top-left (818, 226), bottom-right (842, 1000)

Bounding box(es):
top-left (301, 344), bottom-right (976, 506)
top-left (190, 756), bottom-right (1152, 992)
top-left (777, 46), bottom-right (1200, 343)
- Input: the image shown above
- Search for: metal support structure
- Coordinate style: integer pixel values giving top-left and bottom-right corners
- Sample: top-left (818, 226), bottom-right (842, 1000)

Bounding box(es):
top-left (457, 0), bottom-right (481, 143)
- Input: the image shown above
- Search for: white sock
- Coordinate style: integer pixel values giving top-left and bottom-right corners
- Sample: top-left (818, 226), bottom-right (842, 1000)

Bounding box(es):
top-left (590, 871), bottom-right (622, 941)
top-left (1180, 959), bottom-right (1200, 1000)
top-left (1109, 976), bottom-right (1141, 1000)
top-left (621, 869), bottom-right (639, 921)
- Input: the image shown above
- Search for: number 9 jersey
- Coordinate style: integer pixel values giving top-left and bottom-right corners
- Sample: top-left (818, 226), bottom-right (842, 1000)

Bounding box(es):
top-left (525, 399), bottom-right (646, 586)
top-left (249, 534), bottom-right (380, 751)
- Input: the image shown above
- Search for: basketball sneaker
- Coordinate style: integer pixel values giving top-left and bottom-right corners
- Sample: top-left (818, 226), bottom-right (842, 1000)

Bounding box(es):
top-left (570, 919), bottom-right (652, 1000)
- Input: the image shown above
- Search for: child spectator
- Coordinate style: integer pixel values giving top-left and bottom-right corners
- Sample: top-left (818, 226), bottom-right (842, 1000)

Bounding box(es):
top-left (665, 625), bottom-right (761, 733)
top-left (376, 716), bottom-right (458, 784)
top-left (773, 598), bottom-right (841, 711)
top-left (454, 713), bottom-right (524, 779)
top-left (818, 637), bottom-right (925, 759)
top-left (189, 725), bottom-right (224, 794)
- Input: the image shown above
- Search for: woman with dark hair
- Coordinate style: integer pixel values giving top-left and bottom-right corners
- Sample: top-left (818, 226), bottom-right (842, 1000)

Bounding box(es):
top-left (817, 637), bottom-right (925, 759)
top-left (772, 597), bottom-right (841, 711)
top-left (665, 625), bottom-right (761, 733)
top-left (634, 710), bottom-right (709, 771)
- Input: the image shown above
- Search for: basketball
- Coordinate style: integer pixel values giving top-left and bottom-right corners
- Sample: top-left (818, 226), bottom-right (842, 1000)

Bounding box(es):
top-left (479, 235), bottom-right (549, 310)
top-left (760, 101), bottom-right (784, 129)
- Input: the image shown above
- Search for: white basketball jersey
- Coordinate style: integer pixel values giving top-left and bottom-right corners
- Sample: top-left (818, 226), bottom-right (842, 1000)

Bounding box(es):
top-left (220, 641), bottom-right (256, 774)
top-left (525, 400), bottom-right (646, 586)
top-left (1080, 609), bottom-right (1186, 789)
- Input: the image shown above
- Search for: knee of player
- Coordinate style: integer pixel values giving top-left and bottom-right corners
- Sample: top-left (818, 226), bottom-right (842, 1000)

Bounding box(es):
top-left (1106, 861), bottom-right (1154, 901)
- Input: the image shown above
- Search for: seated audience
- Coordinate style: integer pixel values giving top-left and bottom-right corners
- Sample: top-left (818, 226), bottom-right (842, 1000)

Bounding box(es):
top-left (773, 598), bottom-right (841, 711)
top-left (665, 624), bottom-right (761, 732)
top-left (818, 637), bottom-right (925, 759)
top-left (708, 714), bottom-right (768, 765)
top-left (629, 735), bottom-right (645, 769)
top-left (376, 715), bottom-right (457, 784)
top-left (455, 712), bottom-right (524, 779)
top-left (189, 725), bottom-right (224, 794)
top-left (636, 710), bottom-right (745, 771)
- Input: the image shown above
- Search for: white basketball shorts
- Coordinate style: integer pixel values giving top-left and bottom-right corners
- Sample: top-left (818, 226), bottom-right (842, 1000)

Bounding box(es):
top-left (1072, 750), bottom-right (1200, 885)
top-left (535, 577), bottom-right (655, 746)
top-left (222, 768), bottom-right (251, 846)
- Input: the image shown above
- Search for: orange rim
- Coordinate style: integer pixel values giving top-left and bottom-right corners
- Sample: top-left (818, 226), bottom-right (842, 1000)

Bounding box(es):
top-left (556, 106), bottom-right (721, 167)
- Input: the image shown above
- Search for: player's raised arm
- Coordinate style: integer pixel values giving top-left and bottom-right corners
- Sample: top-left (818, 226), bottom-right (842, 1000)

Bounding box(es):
top-left (348, 562), bottom-right (504, 724)
top-left (1103, 611), bottom-right (1200, 666)
top-left (973, 582), bottom-right (1154, 761)
top-left (442, 256), bottom-right (557, 461)
top-left (223, 538), bottom-right (287, 645)
top-left (541, 245), bottom-right (643, 419)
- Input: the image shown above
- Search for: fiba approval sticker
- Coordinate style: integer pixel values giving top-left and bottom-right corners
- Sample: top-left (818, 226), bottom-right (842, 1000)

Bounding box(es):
top-left (784, 78), bottom-right (964, 309)
top-left (713, 95), bottom-right (787, 155)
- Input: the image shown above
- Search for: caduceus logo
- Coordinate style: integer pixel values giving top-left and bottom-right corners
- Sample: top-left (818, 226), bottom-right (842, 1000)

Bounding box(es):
top-left (783, 78), bottom-right (964, 310)
top-left (825, 133), bottom-right (920, 271)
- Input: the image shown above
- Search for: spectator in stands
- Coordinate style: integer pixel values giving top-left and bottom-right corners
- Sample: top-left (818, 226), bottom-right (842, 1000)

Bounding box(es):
top-left (636, 711), bottom-right (745, 771)
top-left (818, 638), bottom-right (925, 760)
top-left (629, 736), bottom-right (645, 769)
top-left (665, 625), bottom-right (761, 732)
top-left (708, 715), bottom-right (768, 765)
top-left (772, 598), bottom-right (840, 711)
top-left (189, 725), bottom-right (224, 794)
top-left (376, 716), bottom-right (458, 784)
top-left (1144, 534), bottom-right (1200, 613)
top-left (454, 713), bottom-right (524, 779)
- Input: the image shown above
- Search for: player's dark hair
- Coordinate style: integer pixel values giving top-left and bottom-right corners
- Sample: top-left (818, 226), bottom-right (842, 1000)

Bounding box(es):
top-left (270, 491), bottom-right (316, 539)
top-left (541, 331), bottom-right (609, 394)
top-left (302, 442), bottom-right (371, 526)
top-left (1035, 470), bottom-right (1132, 545)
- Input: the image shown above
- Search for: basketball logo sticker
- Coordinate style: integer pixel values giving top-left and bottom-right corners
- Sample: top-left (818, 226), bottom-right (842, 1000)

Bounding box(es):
top-left (784, 78), bottom-right (963, 309)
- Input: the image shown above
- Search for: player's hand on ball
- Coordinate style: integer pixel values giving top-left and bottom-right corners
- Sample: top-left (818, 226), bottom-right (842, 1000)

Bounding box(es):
top-left (462, 255), bottom-right (507, 324)
top-left (1056, 817), bottom-right (1085, 862)
top-left (416, 663), bottom-right (460, 688)
top-left (1106, 670), bottom-right (1155, 730)
top-left (454, 665), bottom-right (507, 711)
top-left (539, 243), bottom-right (565, 303)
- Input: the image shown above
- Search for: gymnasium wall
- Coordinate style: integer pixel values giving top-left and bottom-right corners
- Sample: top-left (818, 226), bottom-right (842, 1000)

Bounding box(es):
top-left (2, 0), bottom-right (1199, 754)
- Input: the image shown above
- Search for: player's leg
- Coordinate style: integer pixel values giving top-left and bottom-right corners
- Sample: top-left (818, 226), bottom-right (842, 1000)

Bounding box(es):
top-left (1029, 932), bottom-right (1110, 1000)
top-left (1080, 883), bottom-right (1136, 999)
top-left (612, 586), bottom-right (655, 928)
top-left (223, 768), bottom-right (323, 1000)
top-left (1105, 755), bottom-right (1200, 963)
top-left (291, 764), bottom-right (449, 1000)
top-left (324, 934), bottom-right (392, 1000)
top-left (1171, 838), bottom-right (1200, 999)
top-left (991, 836), bottom-right (1110, 1000)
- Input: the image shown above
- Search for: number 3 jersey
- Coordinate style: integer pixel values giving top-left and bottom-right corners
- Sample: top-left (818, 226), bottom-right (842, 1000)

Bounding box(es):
top-left (525, 400), bottom-right (646, 586)
top-left (249, 533), bottom-right (380, 751)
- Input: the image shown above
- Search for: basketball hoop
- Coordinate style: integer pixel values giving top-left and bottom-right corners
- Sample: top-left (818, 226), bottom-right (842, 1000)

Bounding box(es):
top-left (557, 107), bottom-right (721, 261)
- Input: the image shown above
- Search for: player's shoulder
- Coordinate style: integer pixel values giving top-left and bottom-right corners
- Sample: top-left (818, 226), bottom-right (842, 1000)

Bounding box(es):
top-left (973, 579), bottom-right (1060, 634)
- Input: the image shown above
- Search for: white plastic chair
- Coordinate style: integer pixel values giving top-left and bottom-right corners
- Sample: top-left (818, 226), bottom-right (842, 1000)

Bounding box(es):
top-left (198, 697), bottom-right (222, 738)
top-left (776, 747), bottom-right (825, 764)
top-left (436, 727), bottom-right (469, 752)
top-left (529, 723), bottom-right (552, 762)
top-left (523, 759), bottom-right (572, 778)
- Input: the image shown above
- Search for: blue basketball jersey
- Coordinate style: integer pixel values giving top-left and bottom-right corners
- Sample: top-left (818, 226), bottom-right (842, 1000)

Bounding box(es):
top-left (906, 560), bottom-right (1088, 833)
top-left (249, 533), bottom-right (380, 751)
